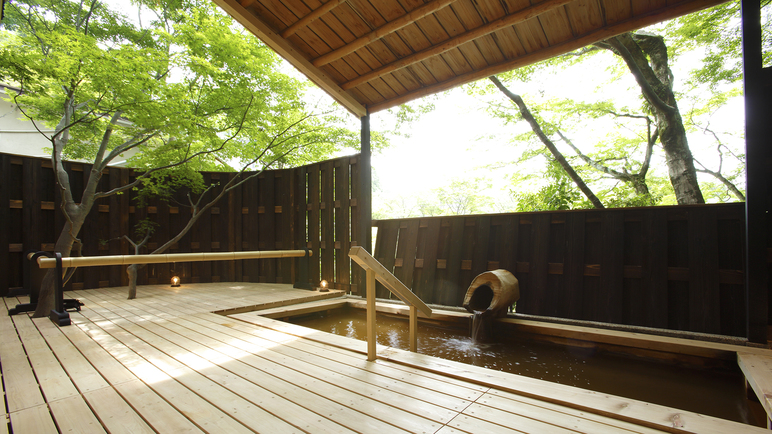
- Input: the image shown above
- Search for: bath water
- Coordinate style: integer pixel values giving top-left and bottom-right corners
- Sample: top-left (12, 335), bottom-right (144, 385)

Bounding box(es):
top-left (290, 308), bottom-right (764, 427)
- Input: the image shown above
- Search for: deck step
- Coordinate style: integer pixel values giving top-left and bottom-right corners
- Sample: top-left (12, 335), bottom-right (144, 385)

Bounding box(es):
top-left (738, 352), bottom-right (772, 426)
top-left (252, 297), bottom-right (348, 318)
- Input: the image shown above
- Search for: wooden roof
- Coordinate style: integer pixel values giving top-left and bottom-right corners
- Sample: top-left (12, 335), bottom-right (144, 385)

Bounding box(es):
top-left (213, 0), bottom-right (726, 117)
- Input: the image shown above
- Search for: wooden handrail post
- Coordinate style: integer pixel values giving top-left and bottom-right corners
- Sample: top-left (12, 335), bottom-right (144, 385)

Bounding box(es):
top-left (409, 305), bottom-right (417, 353)
top-left (349, 246), bottom-right (431, 359)
top-left (366, 268), bottom-right (376, 361)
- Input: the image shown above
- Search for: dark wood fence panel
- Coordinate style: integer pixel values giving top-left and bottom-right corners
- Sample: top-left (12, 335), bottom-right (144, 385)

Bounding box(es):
top-left (374, 203), bottom-right (756, 336)
top-left (1, 153), bottom-right (363, 296)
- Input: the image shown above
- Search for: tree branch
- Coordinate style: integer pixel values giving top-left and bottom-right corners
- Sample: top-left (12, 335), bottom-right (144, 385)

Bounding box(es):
top-left (555, 129), bottom-right (627, 179)
top-left (603, 35), bottom-right (676, 115)
top-left (489, 75), bottom-right (604, 209)
top-left (694, 161), bottom-right (746, 201)
top-left (640, 125), bottom-right (658, 177)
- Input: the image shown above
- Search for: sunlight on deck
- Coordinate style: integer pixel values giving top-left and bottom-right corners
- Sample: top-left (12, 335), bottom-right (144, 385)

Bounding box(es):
top-left (2, 283), bottom-right (770, 433)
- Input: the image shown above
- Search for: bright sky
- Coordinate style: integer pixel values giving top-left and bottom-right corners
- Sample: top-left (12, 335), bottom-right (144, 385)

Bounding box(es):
top-left (366, 46), bottom-right (745, 215)
top-left (104, 0), bottom-right (746, 214)
top-left (370, 88), bottom-right (520, 206)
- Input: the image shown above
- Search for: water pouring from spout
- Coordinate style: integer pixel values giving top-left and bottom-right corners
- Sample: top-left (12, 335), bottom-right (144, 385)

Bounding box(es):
top-left (462, 269), bottom-right (520, 343)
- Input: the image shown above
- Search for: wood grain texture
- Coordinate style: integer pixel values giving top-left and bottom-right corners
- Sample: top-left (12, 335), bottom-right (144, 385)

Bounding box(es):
top-left (1, 153), bottom-right (361, 295)
top-left (5, 283), bottom-right (766, 434)
top-left (371, 203), bottom-right (747, 335)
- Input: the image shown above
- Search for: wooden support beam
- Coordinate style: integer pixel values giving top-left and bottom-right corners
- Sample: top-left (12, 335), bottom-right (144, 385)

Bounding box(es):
top-left (366, 268), bottom-right (376, 361)
top-left (312, 0), bottom-right (457, 67)
top-left (210, 0), bottom-right (367, 117)
top-left (281, 0), bottom-right (346, 39)
top-left (364, 0), bottom-right (726, 113)
top-left (409, 305), bottom-right (418, 353)
top-left (340, 0), bottom-right (573, 90)
top-left (741, 0), bottom-right (770, 343)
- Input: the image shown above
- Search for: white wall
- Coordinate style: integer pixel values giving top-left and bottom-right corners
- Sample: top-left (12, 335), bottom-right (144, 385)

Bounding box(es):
top-left (0, 84), bottom-right (52, 159)
top-left (0, 83), bottom-right (134, 165)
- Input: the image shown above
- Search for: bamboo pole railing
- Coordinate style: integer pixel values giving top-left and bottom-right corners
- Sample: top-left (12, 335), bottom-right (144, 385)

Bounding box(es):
top-left (348, 246), bottom-right (432, 361)
top-left (36, 250), bottom-right (311, 269)
top-left (27, 249), bottom-right (311, 327)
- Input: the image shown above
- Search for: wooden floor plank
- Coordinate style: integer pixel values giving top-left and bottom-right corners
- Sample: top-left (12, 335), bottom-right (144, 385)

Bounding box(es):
top-left (83, 383), bottom-right (157, 434)
top-left (465, 398), bottom-right (630, 434)
top-left (4, 283), bottom-right (768, 434)
top-left (49, 394), bottom-right (107, 434)
top-left (111, 380), bottom-right (204, 434)
top-left (79, 288), bottom-right (470, 433)
top-left (173, 314), bottom-right (478, 415)
top-left (33, 317), bottom-right (113, 393)
top-left (79, 301), bottom-right (414, 434)
top-left (55, 315), bottom-right (143, 387)
top-left (378, 345), bottom-right (755, 434)
top-left (118, 307), bottom-right (454, 429)
top-left (75, 283), bottom-right (343, 316)
top-left (443, 411), bottom-right (531, 434)
top-left (0, 301), bottom-right (47, 413)
top-left (71, 316), bottom-right (259, 434)
top-left (12, 315), bottom-right (81, 403)
top-left (738, 352), bottom-right (772, 425)
top-left (484, 389), bottom-right (665, 434)
top-left (102, 293), bottom-right (481, 414)
top-left (95, 290), bottom-right (489, 407)
top-left (8, 404), bottom-right (58, 433)
top-left (74, 307), bottom-right (336, 434)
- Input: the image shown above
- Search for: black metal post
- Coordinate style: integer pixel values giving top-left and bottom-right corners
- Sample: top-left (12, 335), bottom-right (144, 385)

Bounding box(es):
top-left (741, 0), bottom-right (770, 343)
top-left (49, 252), bottom-right (71, 326)
top-left (352, 113), bottom-right (372, 295)
top-left (8, 251), bottom-right (46, 315)
top-left (9, 251), bottom-right (82, 318)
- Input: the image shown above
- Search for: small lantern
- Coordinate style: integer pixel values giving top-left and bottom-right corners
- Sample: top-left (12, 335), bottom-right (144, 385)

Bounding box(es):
top-left (171, 275), bottom-right (180, 287)
top-left (318, 280), bottom-right (329, 292)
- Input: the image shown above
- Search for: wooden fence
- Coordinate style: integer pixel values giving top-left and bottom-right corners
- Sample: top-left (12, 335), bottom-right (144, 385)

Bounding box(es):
top-left (0, 153), bottom-right (366, 296)
top-left (373, 204), bottom-right (750, 336)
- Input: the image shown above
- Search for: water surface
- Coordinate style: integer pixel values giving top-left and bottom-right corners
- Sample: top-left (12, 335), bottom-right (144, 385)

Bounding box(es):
top-left (290, 308), bottom-right (764, 426)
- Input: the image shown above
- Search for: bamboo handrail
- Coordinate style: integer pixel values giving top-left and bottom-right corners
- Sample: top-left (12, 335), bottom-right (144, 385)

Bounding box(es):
top-left (349, 246), bottom-right (431, 361)
top-left (31, 249), bottom-right (311, 328)
top-left (37, 250), bottom-right (311, 269)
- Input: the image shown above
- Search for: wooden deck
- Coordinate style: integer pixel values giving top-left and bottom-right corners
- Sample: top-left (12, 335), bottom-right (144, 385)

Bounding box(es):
top-left (1, 283), bottom-right (769, 433)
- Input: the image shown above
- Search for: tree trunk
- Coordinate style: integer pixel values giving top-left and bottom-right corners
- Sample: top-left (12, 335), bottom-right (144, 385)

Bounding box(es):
top-left (33, 215), bottom-right (86, 317)
top-left (489, 76), bottom-right (605, 209)
top-left (601, 33), bottom-right (704, 205)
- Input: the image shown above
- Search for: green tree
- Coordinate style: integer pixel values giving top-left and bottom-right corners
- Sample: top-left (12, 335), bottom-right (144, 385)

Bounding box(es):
top-left (489, 76), bottom-right (604, 209)
top-left (514, 158), bottom-right (583, 212)
top-left (476, 1), bottom-right (750, 208)
top-left (0, 0), bottom-right (371, 311)
top-left (435, 177), bottom-right (493, 215)
top-left (374, 176), bottom-right (494, 218)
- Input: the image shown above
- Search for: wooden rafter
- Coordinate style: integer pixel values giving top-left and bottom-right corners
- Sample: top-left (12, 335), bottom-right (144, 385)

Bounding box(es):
top-left (312, 0), bottom-right (458, 68)
top-left (365, 0), bottom-right (726, 113)
top-left (211, 0), bottom-right (367, 117)
top-left (217, 0), bottom-right (731, 116)
top-left (340, 0), bottom-right (574, 91)
top-left (281, 0), bottom-right (347, 39)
